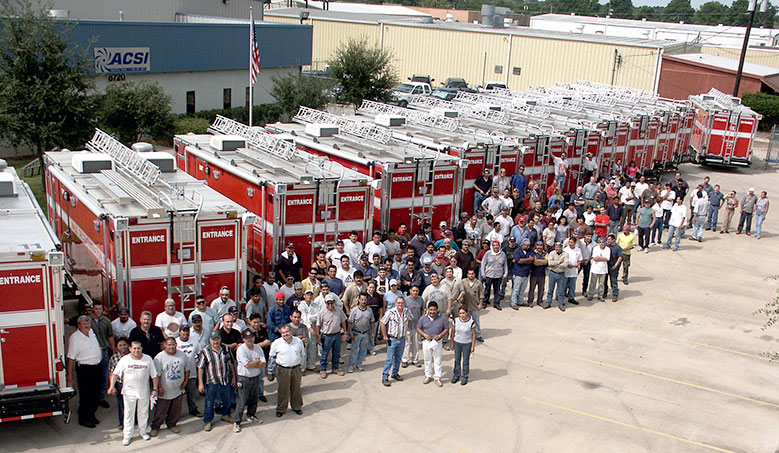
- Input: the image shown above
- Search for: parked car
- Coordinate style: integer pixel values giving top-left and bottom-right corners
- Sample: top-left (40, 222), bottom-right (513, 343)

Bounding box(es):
top-left (408, 74), bottom-right (434, 85)
top-left (479, 81), bottom-right (507, 92)
top-left (431, 87), bottom-right (458, 101)
top-left (442, 77), bottom-right (477, 93)
top-left (391, 81), bottom-right (432, 107)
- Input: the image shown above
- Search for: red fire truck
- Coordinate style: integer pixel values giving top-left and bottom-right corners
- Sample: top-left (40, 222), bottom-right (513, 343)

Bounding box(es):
top-left (267, 107), bottom-right (467, 232)
top-left (0, 161), bottom-right (74, 423)
top-left (45, 130), bottom-right (252, 321)
top-left (173, 116), bottom-right (374, 277)
top-left (689, 88), bottom-right (761, 167)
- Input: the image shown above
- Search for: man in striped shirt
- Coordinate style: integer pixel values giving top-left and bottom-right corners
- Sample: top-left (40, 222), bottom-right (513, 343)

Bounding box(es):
top-left (379, 297), bottom-right (412, 387)
top-left (197, 331), bottom-right (237, 432)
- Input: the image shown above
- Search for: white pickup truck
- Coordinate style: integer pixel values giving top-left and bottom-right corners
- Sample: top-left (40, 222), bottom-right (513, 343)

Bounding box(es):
top-left (391, 81), bottom-right (431, 107)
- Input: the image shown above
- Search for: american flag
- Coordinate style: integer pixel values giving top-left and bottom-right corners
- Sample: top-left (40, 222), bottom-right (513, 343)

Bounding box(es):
top-left (250, 17), bottom-right (261, 85)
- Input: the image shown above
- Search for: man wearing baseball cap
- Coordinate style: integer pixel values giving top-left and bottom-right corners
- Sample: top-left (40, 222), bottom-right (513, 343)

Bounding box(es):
top-left (276, 242), bottom-right (302, 282)
top-left (616, 223), bottom-right (636, 285)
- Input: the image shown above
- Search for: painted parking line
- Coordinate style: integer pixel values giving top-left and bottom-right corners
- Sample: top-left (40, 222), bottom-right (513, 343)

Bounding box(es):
top-left (522, 396), bottom-right (735, 453)
top-left (610, 323), bottom-right (769, 361)
top-left (571, 356), bottom-right (779, 409)
top-left (651, 298), bottom-right (759, 323)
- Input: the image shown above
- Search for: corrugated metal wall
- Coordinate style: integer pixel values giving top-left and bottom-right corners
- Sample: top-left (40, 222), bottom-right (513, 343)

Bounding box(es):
top-left (265, 16), bottom-right (663, 91)
top-left (47, 0), bottom-right (265, 22)
top-left (701, 45), bottom-right (779, 70)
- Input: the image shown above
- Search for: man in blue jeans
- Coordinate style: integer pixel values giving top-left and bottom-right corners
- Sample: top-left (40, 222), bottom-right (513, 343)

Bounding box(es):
top-left (379, 297), bottom-right (412, 387)
top-left (472, 169), bottom-right (492, 216)
top-left (511, 238), bottom-right (534, 308)
top-left (706, 185), bottom-right (724, 231)
top-left (603, 234), bottom-right (623, 303)
top-left (197, 331), bottom-right (236, 432)
top-left (316, 295), bottom-right (347, 379)
top-left (543, 242), bottom-right (569, 311)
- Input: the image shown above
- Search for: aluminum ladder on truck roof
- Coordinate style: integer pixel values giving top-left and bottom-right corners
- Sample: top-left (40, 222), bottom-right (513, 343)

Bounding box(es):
top-left (294, 106), bottom-right (393, 144)
top-left (86, 129), bottom-right (203, 312)
top-left (210, 115), bottom-right (348, 179)
top-left (358, 100), bottom-right (461, 132)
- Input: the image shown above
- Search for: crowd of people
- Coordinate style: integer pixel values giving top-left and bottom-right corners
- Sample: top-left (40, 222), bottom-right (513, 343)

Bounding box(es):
top-left (65, 162), bottom-right (769, 442)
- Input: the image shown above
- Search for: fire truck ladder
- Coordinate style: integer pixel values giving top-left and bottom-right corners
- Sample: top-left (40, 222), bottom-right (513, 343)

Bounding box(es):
top-left (722, 113), bottom-right (739, 164)
top-left (210, 115), bottom-right (298, 160)
top-left (294, 106), bottom-right (393, 144)
top-left (357, 100), bottom-right (461, 132)
top-left (86, 129), bottom-right (201, 311)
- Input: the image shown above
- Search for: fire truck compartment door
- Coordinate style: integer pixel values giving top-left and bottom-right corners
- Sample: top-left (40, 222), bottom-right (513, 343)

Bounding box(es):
top-left (0, 265), bottom-right (52, 388)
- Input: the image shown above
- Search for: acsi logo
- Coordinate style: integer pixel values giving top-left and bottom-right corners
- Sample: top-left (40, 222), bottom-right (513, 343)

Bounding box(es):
top-left (434, 173), bottom-right (453, 180)
top-left (202, 230), bottom-right (234, 239)
top-left (340, 195), bottom-right (364, 203)
top-left (392, 176), bottom-right (413, 182)
top-left (94, 47), bottom-right (150, 74)
top-left (131, 234), bottom-right (165, 244)
top-left (287, 198), bottom-right (313, 206)
top-left (0, 274), bottom-right (41, 285)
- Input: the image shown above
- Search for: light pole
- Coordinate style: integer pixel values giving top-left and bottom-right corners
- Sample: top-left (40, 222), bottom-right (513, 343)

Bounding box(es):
top-left (733, 0), bottom-right (769, 96)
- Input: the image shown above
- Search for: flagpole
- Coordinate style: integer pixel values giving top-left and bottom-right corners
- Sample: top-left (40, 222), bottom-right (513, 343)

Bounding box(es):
top-left (249, 6), bottom-right (254, 127)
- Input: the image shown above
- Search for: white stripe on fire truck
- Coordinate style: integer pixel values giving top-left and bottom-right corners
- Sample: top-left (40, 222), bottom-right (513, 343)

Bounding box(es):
top-left (129, 259), bottom-right (238, 280)
top-left (281, 220), bottom-right (369, 237)
top-left (706, 130), bottom-right (753, 139)
top-left (0, 310), bottom-right (47, 328)
top-left (382, 195), bottom-right (459, 209)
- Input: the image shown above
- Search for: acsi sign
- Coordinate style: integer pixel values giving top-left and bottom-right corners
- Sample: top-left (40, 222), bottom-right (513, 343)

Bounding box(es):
top-left (94, 47), bottom-right (151, 74)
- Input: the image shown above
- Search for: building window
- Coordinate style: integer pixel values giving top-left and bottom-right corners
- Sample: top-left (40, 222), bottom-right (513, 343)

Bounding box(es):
top-left (494, 65), bottom-right (503, 74)
top-left (223, 88), bottom-right (232, 110)
top-left (186, 91), bottom-right (195, 114)
top-left (512, 67), bottom-right (522, 76)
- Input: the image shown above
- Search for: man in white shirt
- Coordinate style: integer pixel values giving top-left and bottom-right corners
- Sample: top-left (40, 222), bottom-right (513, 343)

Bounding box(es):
top-left (618, 182), bottom-right (636, 228)
top-left (233, 329), bottom-right (266, 431)
top-left (336, 255), bottom-right (356, 287)
top-left (495, 207), bottom-right (513, 235)
top-left (364, 231), bottom-right (387, 261)
top-left (690, 189), bottom-right (710, 242)
top-left (150, 338), bottom-right (189, 436)
top-left (485, 222), bottom-right (504, 245)
top-left (634, 176), bottom-right (649, 205)
top-left (553, 152), bottom-right (569, 188)
top-left (108, 340), bottom-right (159, 446)
top-left (343, 230), bottom-right (364, 267)
top-left (112, 307), bottom-right (137, 340)
top-left (269, 325), bottom-right (305, 417)
top-left (562, 237), bottom-right (583, 305)
top-left (587, 238), bottom-right (610, 301)
top-left (325, 240), bottom-right (347, 265)
top-left (664, 197), bottom-right (687, 251)
top-left (66, 315), bottom-right (103, 428)
top-left (210, 286), bottom-right (236, 319)
top-left (155, 298), bottom-right (187, 336)
top-left (175, 324), bottom-right (202, 417)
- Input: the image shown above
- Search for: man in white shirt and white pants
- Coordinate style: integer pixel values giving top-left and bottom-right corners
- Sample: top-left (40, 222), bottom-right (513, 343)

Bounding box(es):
top-left (108, 340), bottom-right (160, 446)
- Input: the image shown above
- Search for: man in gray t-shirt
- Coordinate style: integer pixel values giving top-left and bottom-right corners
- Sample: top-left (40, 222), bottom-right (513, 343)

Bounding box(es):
top-left (347, 293), bottom-right (375, 372)
top-left (151, 338), bottom-right (189, 435)
top-left (316, 298), bottom-right (347, 377)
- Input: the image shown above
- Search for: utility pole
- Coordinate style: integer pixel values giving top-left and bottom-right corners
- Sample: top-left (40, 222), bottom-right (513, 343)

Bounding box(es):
top-left (734, 0), bottom-right (768, 96)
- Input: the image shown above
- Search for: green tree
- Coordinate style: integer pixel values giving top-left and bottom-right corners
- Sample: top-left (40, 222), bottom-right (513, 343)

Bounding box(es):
top-left (270, 72), bottom-right (334, 118)
top-left (606, 0), bottom-right (634, 18)
top-left (694, 1), bottom-right (731, 25)
top-left (0, 0), bottom-right (94, 161)
top-left (633, 5), bottom-right (664, 20)
top-left (664, 0), bottom-right (695, 22)
top-left (97, 81), bottom-right (174, 144)
top-left (328, 38), bottom-right (398, 109)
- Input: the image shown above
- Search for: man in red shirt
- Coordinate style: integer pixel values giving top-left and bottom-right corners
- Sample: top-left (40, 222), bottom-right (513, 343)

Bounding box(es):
top-left (594, 206), bottom-right (610, 241)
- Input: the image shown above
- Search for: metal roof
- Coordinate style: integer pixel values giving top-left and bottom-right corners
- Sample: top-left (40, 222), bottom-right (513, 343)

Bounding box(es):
top-left (266, 8), bottom-right (688, 49)
top-left (530, 13), bottom-right (779, 37)
top-left (0, 168), bottom-right (59, 256)
top-left (667, 53), bottom-right (779, 77)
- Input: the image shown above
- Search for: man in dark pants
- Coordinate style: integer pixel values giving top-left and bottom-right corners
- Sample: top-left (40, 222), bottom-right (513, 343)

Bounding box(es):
top-left (603, 234), bottom-right (623, 303)
top-left (90, 301), bottom-right (114, 408)
top-left (66, 315), bottom-right (103, 428)
top-left (527, 241), bottom-right (548, 307)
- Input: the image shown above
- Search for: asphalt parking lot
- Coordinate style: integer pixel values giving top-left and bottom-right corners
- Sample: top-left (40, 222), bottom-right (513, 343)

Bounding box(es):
top-left (2, 155), bottom-right (778, 453)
